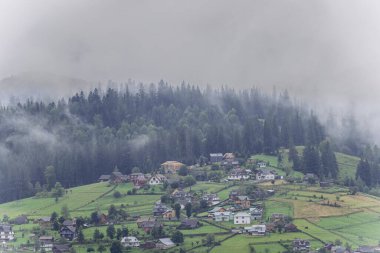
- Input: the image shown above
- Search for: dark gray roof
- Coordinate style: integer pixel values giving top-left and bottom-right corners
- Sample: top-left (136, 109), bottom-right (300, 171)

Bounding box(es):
top-left (61, 225), bottom-right (76, 233)
top-left (210, 153), bottom-right (223, 157)
top-left (159, 238), bottom-right (175, 246)
top-left (53, 244), bottom-right (70, 252)
top-left (62, 220), bottom-right (75, 226)
top-left (139, 221), bottom-right (162, 228)
top-left (180, 219), bottom-right (199, 228)
top-left (0, 225), bottom-right (12, 233)
top-left (112, 171), bottom-right (124, 177)
top-left (258, 169), bottom-right (274, 175)
top-left (38, 217), bottom-right (51, 222)
top-left (99, 175), bottom-right (110, 180)
top-left (39, 236), bottom-right (54, 241)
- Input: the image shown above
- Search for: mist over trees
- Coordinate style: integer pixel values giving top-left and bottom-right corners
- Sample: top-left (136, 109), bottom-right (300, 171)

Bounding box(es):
top-left (0, 81), bottom-right (373, 203)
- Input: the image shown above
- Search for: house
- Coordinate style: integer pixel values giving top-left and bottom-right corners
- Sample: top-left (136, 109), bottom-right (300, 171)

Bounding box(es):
top-left (136, 217), bottom-right (151, 226)
top-left (293, 239), bottom-right (311, 251)
top-left (202, 193), bottom-right (221, 206)
top-left (221, 153), bottom-right (240, 166)
top-left (303, 173), bottom-right (319, 183)
top-left (132, 174), bottom-right (147, 189)
top-left (53, 244), bottom-right (71, 253)
top-left (244, 225), bottom-right (266, 235)
top-left (128, 173), bottom-right (145, 181)
top-left (235, 196), bottom-right (251, 209)
top-left (249, 207), bottom-right (263, 220)
top-left (229, 190), bottom-right (240, 201)
top-left (98, 175), bottom-right (110, 182)
top-left (0, 225), bottom-right (14, 241)
top-left (37, 217), bottom-right (51, 228)
top-left (138, 220), bottom-right (162, 233)
top-left (320, 181), bottom-right (331, 187)
top-left (223, 153), bottom-right (235, 162)
top-left (156, 238), bottom-right (175, 249)
top-left (162, 209), bottom-right (176, 220)
top-left (13, 215), bottom-right (28, 225)
top-left (257, 162), bottom-right (267, 168)
top-left (153, 202), bottom-right (169, 217)
top-left (148, 174), bottom-right (167, 185)
top-left (161, 161), bottom-right (185, 174)
top-left (121, 236), bottom-right (140, 247)
top-left (222, 160), bottom-right (240, 166)
top-left (40, 236), bottom-right (54, 251)
top-left (210, 153), bottom-right (223, 163)
top-left (110, 171), bottom-right (127, 184)
top-left (213, 212), bottom-right (233, 222)
top-left (171, 189), bottom-right (193, 207)
top-left (59, 226), bottom-right (77, 241)
top-left (228, 169), bottom-right (250, 181)
top-left (208, 207), bottom-right (227, 214)
top-left (256, 169), bottom-right (275, 181)
top-left (234, 212), bottom-right (251, 225)
top-left (177, 219), bottom-right (200, 229)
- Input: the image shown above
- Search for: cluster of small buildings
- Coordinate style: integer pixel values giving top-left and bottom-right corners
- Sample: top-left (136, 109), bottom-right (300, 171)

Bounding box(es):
top-left (0, 222), bottom-right (76, 253)
top-left (0, 224), bottom-right (14, 241)
top-left (153, 202), bottom-right (175, 219)
top-left (209, 153), bottom-right (239, 166)
top-left (98, 171), bottom-right (168, 189)
top-left (293, 239), bottom-right (311, 251)
top-left (227, 167), bottom-right (277, 181)
top-left (120, 235), bottom-right (176, 250)
top-left (208, 204), bottom-right (264, 226)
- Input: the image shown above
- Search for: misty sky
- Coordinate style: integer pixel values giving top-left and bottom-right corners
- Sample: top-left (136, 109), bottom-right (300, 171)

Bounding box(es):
top-left (1, 0), bottom-right (380, 110)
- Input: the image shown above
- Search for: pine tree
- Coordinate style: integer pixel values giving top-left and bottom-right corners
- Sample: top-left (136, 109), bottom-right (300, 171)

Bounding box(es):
top-left (185, 202), bottom-right (192, 218)
top-left (356, 159), bottom-right (372, 187)
top-left (303, 145), bottom-right (321, 176)
top-left (174, 203), bottom-right (181, 220)
top-left (106, 225), bottom-right (116, 239)
top-left (77, 229), bottom-right (85, 244)
top-left (171, 231), bottom-right (184, 244)
top-left (288, 140), bottom-right (301, 171)
top-left (110, 241), bottom-right (123, 253)
top-left (320, 140), bottom-right (339, 179)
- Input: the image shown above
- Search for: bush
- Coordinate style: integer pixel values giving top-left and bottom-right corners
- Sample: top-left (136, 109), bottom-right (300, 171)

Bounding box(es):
top-left (113, 191), bottom-right (122, 198)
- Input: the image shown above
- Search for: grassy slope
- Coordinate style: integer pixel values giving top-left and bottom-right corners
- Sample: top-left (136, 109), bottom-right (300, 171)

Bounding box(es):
top-left (252, 148), bottom-right (360, 181)
top-left (0, 182), bottom-right (113, 219)
top-left (335, 152), bottom-right (360, 180)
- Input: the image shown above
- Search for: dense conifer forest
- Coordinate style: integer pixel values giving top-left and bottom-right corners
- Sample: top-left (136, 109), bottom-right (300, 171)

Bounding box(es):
top-left (0, 81), bottom-right (378, 203)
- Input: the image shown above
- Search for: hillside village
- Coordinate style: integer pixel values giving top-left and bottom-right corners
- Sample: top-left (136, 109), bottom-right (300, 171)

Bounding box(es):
top-left (1, 151), bottom-right (380, 253)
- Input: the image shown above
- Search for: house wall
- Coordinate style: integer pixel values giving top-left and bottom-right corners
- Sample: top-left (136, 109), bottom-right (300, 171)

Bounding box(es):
top-left (234, 216), bottom-right (251, 224)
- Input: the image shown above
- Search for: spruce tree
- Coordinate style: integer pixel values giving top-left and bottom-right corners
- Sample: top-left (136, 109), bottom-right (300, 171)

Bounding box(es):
top-left (356, 159), bottom-right (372, 187)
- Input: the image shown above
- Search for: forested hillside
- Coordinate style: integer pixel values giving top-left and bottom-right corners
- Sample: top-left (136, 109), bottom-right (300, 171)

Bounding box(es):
top-left (0, 82), bottom-right (367, 203)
